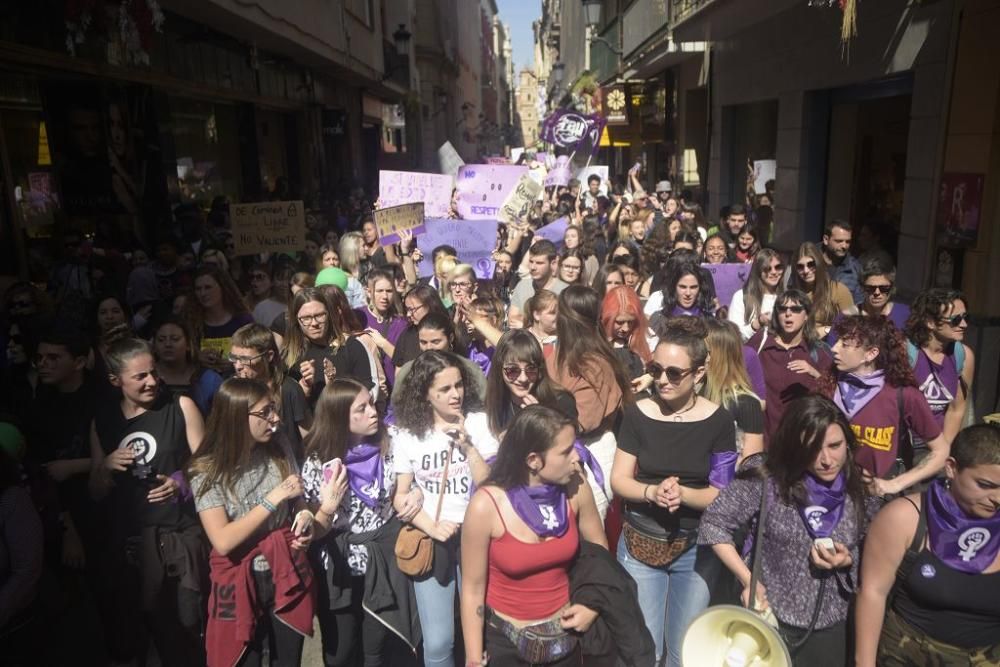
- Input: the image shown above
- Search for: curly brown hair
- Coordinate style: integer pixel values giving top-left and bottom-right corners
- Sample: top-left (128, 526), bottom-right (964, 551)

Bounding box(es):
top-left (818, 315), bottom-right (916, 395)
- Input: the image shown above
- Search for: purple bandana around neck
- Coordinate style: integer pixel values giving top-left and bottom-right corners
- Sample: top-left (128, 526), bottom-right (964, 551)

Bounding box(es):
top-left (798, 472), bottom-right (847, 539)
top-left (671, 305), bottom-right (702, 317)
top-left (506, 483), bottom-right (569, 538)
top-left (834, 370), bottom-right (886, 420)
top-left (926, 479), bottom-right (1000, 573)
top-left (345, 443), bottom-right (384, 509)
top-left (573, 440), bottom-right (606, 497)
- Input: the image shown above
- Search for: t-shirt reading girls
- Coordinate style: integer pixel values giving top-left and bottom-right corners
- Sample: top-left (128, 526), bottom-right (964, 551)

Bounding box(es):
top-left (390, 412), bottom-right (499, 524)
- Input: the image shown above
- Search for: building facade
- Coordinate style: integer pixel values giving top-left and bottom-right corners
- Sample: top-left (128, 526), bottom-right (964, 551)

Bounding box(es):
top-left (0, 0), bottom-right (417, 279)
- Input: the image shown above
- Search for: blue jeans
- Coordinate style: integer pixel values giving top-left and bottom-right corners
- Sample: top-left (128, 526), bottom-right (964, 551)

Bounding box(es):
top-left (617, 533), bottom-right (719, 667)
top-left (412, 568), bottom-right (458, 667)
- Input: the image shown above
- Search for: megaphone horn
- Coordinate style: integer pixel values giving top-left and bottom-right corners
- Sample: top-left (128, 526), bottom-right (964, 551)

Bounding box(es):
top-left (681, 605), bottom-right (792, 667)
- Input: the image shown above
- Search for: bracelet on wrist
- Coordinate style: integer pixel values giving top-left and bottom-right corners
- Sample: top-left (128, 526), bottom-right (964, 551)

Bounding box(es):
top-left (261, 498), bottom-right (278, 513)
top-left (643, 484), bottom-right (653, 504)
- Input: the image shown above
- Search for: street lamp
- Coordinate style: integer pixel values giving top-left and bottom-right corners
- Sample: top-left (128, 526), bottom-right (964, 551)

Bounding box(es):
top-left (582, 0), bottom-right (603, 28)
top-left (392, 24), bottom-right (412, 57)
top-left (582, 0), bottom-right (623, 55)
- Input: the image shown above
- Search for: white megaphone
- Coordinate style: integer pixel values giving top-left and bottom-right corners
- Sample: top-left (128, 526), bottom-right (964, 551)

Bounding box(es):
top-left (681, 605), bottom-right (792, 667)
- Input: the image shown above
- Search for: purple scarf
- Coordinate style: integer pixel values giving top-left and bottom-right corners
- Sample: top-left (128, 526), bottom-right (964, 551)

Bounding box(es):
top-left (671, 305), bottom-right (702, 317)
top-left (573, 440), bottom-right (606, 497)
top-left (507, 483), bottom-right (569, 538)
top-left (834, 370), bottom-right (885, 420)
top-left (345, 443), bottom-right (384, 509)
top-left (798, 473), bottom-right (847, 539)
top-left (708, 451), bottom-right (738, 489)
top-left (926, 479), bottom-right (1000, 573)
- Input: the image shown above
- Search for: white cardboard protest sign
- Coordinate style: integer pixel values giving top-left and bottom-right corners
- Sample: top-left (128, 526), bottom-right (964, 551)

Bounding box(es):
top-left (437, 141), bottom-right (465, 181)
top-left (379, 170), bottom-right (453, 219)
top-left (752, 160), bottom-right (776, 195)
top-left (497, 173), bottom-right (543, 225)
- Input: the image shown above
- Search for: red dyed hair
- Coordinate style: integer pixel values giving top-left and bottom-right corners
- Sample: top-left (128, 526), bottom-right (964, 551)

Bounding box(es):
top-left (600, 286), bottom-right (652, 363)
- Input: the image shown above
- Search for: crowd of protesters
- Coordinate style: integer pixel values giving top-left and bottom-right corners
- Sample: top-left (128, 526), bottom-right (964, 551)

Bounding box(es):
top-left (0, 161), bottom-right (997, 667)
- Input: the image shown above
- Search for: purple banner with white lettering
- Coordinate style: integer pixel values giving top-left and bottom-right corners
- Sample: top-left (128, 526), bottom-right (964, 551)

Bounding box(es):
top-left (455, 164), bottom-right (528, 220)
top-left (701, 263), bottom-right (751, 310)
top-left (540, 110), bottom-right (606, 155)
top-left (417, 218), bottom-right (499, 279)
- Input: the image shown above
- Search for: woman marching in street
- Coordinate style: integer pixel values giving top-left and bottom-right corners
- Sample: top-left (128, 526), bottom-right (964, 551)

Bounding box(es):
top-left (699, 395), bottom-right (876, 665)
top-left (153, 316), bottom-right (224, 416)
top-left (748, 289), bottom-right (835, 442)
top-left (600, 285), bottom-right (652, 381)
top-left (547, 285), bottom-right (633, 520)
top-left (89, 338), bottom-right (207, 666)
top-left (611, 316), bottom-right (736, 667)
top-left (855, 423), bottom-right (1000, 667)
top-left (301, 379), bottom-right (422, 666)
top-left (188, 377), bottom-right (323, 667)
top-left (821, 315), bottom-right (949, 498)
top-left (390, 351), bottom-right (500, 667)
top-left (787, 243), bottom-right (855, 337)
top-left (460, 406), bottom-right (607, 667)
top-left (904, 288), bottom-right (976, 466)
top-left (360, 268), bottom-right (408, 387)
top-left (728, 248), bottom-right (784, 342)
top-left (231, 323), bottom-right (313, 462)
top-left (701, 319), bottom-right (765, 464)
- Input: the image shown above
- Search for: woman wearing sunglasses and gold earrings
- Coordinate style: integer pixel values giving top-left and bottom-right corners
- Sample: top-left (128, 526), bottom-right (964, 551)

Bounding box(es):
top-left (610, 316), bottom-right (737, 667)
top-left (904, 288), bottom-right (975, 468)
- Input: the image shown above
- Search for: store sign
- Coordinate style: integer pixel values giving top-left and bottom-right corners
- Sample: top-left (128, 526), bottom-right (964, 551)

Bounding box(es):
top-left (373, 202), bottom-right (426, 246)
top-left (455, 164), bottom-right (528, 219)
top-left (417, 218), bottom-right (499, 279)
top-left (497, 173), bottom-right (542, 225)
top-left (379, 170), bottom-right (453, 218)
top-left (231, 200), bottom-right (306, 255)
top-left (602, 86), bottom-right (628, 126)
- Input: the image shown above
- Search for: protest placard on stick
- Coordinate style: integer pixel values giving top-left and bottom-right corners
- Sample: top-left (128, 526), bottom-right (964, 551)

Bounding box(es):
top-left (231, 200), bottom-right (306, 255)
top-left (455, 164), bottom-right (528, 220)
top-left (379, 170), bottom-right (453, 218)
top-left (417, 218), bottom-right (499, 279)
top-left (497, 174), bottom-right (543, 225)
top-left (373, 202), bottom-right (426, 246)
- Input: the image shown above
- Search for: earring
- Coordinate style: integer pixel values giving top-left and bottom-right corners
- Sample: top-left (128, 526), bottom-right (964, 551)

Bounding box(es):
top-left (944, 478), bottom-right (952, 489)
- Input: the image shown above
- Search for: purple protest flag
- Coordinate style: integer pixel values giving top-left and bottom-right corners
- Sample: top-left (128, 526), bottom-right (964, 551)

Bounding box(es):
top-left (540, 109), bottom-right (606, 155)
top-left (455, 164), bottom-right (528, 220)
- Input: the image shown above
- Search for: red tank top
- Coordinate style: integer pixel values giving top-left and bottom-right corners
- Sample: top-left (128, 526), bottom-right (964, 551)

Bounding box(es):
top-left (484, 490), bottom-right (579, 619)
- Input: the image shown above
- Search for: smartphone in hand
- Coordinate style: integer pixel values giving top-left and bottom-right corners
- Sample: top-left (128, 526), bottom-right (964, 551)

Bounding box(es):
top-left (322, 458), bottom-right (343, 484)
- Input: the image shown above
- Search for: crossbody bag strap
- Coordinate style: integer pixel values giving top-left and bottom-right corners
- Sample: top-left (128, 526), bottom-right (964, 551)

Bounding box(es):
top-left (748, 476), bottom-right (770, 612)
top-left (433, 441), bottom-right (455, 524)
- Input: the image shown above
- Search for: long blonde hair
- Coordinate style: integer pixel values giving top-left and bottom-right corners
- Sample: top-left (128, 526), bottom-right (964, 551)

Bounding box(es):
top-left (187, 378), bottom-right (290, 500)
top-left (701, 319), bottom-right (758, 410)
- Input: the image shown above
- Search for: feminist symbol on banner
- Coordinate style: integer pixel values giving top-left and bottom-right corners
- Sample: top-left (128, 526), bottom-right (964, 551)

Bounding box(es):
top-left (540, 110), bottom-right (607, 155)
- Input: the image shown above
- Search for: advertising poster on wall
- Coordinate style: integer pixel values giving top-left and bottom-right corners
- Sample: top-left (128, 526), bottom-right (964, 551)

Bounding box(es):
top-left (936, 173), bottom-right (984, 247)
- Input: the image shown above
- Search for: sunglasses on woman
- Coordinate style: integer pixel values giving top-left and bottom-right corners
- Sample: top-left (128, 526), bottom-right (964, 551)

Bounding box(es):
top-left (777, 305), bottom-right (805, 314)
top-left (645, 362), bottom-right (694, 384)
top-left (939, 312), bottom-right (969, 327)
top-left (502, 364), bottom-right (540, 383)
top-left (862, 283), bottom-right (893, 295)
top-left (795, 259), bottom-right (816, 271)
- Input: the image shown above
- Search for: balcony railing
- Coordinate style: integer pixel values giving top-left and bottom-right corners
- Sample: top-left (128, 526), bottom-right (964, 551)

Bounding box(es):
top-left (670, 0), bottom-right (714, 26)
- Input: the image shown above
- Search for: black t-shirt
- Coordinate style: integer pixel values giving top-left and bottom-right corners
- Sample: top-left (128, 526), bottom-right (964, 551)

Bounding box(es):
top-left (613, 346), bottom-right (645, 380)
top-left (616, 401), bottom-right (736, 531)
top-left (278, 376), bottom-right (311, 462)
top-left (392, 326), bottom-right (421, 367)
top-left (503, 390), bottom-right (578, 433)
top-left (729, 393), bottom-right (764, 436)
top-left (290, 337), bottom-right (373, 406)
top-left (94, 392), bottom-right (198, 534)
